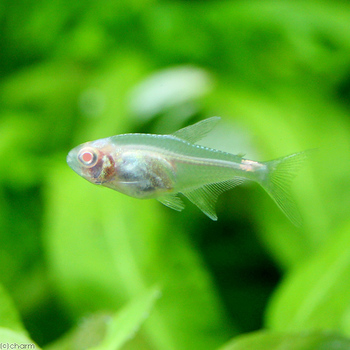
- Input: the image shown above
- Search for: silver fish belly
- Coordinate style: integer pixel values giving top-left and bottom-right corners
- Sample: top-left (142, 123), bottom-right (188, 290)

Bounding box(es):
top-left (107, 149), bottom-right (176, 199)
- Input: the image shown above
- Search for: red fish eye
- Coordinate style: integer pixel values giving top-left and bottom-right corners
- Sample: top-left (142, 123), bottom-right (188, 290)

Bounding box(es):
top-left (82, 152), bottom-right (93, 163)
top-left (78, 148), bottom-right (98, 167)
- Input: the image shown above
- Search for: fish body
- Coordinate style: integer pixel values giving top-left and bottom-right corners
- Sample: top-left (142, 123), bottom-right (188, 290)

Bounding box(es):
top-left (67, 117), bottom-right (306, 225)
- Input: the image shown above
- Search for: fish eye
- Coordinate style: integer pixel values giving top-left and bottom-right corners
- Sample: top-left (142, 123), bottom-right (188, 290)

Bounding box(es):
top-left (78, 147), bottom-right (98, 167)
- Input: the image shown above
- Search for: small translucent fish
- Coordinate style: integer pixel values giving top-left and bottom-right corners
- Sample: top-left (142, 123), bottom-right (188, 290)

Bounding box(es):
top-left (67, 117), bottom-right (307, 225)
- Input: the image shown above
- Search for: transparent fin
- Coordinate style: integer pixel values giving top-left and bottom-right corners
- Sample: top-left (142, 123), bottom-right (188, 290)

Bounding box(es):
top-left (182, 177), bottom-right (245, 220)
top-left (172, 117), bottom-right (221, 144)
top-left (261, 151), bottom-right (310, 227)
top-left (157, 194), bottom-right (185, 212)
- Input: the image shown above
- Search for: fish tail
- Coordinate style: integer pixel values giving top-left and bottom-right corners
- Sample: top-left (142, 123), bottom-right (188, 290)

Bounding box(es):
top-left (259, 151), bottom-right (309, 226)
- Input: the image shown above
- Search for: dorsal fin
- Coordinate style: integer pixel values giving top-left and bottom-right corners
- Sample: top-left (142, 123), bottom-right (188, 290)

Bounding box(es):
top-left (181, 177), bottom-right (245, 220)
top-left (172, 117), bottom-right (221, 144)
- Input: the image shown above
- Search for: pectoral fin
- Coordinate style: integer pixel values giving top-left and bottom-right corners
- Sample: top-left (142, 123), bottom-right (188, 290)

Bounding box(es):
top-left (157, 194), bottom-right (185, 211)
top-left (172, 117), bottom-right (221, 144)
top-left (182, 178), bottom-right (245, 220)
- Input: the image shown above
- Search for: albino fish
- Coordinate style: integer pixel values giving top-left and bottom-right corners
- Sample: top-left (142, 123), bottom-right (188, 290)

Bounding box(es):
top-left (67, 117), bottom-right (306, 225)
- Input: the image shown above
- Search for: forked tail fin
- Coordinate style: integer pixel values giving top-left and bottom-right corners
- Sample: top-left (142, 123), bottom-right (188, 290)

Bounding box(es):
top-left (260, 151), bottom-right (309, 226)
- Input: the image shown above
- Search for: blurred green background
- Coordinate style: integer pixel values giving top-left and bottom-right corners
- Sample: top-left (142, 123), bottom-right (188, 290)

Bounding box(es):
top-left (1, 1), bottom-right (350, 349)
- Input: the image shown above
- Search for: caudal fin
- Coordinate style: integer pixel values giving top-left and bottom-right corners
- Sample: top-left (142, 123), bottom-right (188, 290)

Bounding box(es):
top-left (260, 151), bottom-right (309, 226)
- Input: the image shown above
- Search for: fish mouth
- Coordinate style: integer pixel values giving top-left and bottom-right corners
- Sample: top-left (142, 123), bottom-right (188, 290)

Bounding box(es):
top-left (66, 153), bottom-right (72, 165)
top-left (66, 149), bottom-right (80, 174)
top-left (66, 152), bottom-right (74, 169)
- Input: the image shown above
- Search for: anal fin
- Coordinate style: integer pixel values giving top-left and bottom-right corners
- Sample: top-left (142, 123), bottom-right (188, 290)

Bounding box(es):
top-left (182, 177), bottom-right (246, 220)
top-left (157, 194), bottom-right (185, 212)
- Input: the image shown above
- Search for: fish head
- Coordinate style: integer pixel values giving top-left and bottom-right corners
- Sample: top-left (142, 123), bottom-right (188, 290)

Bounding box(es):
top-left (67, 139), bottom-right (115, 185)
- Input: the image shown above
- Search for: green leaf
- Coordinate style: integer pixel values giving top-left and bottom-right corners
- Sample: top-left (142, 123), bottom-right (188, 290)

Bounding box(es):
top-left (0, 284), bottom-right (26, 334)
top-left (46, 313), bottom-right (110, 350)
top-left (91, 288), bottom-right (160, 350)
top-left (266, 220), bottom-right (350, 334)
top-left (219, 330), bottom-right (350, 350)
top-left (47, 289), bottom-right (160, 350)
